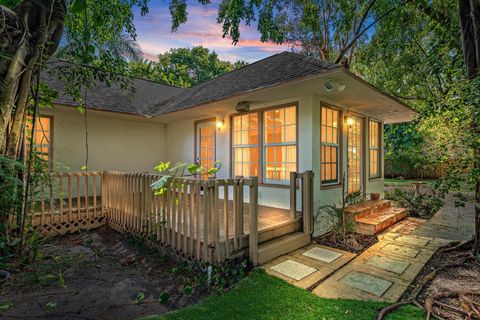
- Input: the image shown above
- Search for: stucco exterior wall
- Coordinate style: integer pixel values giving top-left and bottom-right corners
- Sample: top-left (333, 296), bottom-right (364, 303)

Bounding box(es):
top-left (45, 105), bottom-right (166, 172)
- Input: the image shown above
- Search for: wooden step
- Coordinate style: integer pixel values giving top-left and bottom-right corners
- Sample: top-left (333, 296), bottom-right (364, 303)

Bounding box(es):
top-left (345, 199), bottom-right (392, 221)
top-left (257, 232), bottom-right (310, 265)
top-left (258, 218), bottom-right (301, 244)
top-left (353, 207), bottom-right (408, 235)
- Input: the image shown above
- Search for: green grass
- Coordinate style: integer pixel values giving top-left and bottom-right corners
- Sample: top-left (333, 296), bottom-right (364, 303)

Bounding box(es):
top-left (143, 270), bottom-right (424, 320)
top-left (384, 178), bottom-right (437, 188)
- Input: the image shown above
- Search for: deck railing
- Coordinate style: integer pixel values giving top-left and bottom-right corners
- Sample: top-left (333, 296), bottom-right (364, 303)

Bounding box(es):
top-left (24, 170), bottom-right (313, 264)
top-left (26, 171), bottom-right (105, 236)
top-left (102, 172), bottom-right (259, 263)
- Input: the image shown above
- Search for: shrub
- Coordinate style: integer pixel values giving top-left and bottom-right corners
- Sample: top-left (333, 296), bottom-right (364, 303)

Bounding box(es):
top-left (385, 188), bottom-right (444, 219)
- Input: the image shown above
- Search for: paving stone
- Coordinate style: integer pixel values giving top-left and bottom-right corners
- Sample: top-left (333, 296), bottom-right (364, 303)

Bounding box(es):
top-left (380, 243), bottom-right (420, 258)
top-left (270, 259), bottom-right (317, 281)
top-left (395, 235), bottom-right (430, 247)
top-left (366, 255), bottom-right (410, 274)
top-left (302, 247), bottom-right (343, 263)
top-left (340, 271), bottom-right (393, 297)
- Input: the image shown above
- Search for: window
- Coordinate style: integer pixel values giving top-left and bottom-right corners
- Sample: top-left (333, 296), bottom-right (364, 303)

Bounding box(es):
top-left (231, 104), bottom-right (297, 185)
top-left (232, 113), bottom-right (259, 177)
top-left (369, 120), bottom-right (381, 179)
top-left (195, 121), bottom-right (216, 179)
top-left (26, 115), bottom-right (52, 169)
top-left (263, 106), bottom-right (297, 184)
top-left (320, 106), bottom-right (340, 185)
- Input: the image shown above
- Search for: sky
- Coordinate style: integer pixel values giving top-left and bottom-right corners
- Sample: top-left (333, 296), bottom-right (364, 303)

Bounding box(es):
top-left (133, 0), bottom-right (291, 63)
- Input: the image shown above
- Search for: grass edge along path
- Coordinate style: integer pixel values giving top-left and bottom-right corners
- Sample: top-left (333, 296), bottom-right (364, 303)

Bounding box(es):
top-left (143, 270), bottom-right (424, 320)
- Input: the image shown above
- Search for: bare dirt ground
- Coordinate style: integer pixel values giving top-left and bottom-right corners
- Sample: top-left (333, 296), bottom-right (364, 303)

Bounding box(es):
top-left (0, 227), bottom-right (209, 320)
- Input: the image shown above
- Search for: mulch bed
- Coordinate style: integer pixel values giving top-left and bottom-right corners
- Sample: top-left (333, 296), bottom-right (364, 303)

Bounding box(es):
top-left (313, 231), bottom-right (378, 254)
top-left (0, 226), bottom-right (211, 320)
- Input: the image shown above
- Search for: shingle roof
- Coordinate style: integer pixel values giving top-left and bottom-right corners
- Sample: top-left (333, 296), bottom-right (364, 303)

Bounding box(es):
top-left (42, 61), bottom-right (187, 116)
top-left (44, 52), bottom-right (340, 117)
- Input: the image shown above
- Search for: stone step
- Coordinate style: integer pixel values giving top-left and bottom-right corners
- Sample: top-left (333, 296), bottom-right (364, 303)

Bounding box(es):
top-left (345, 199), bottom-right (392, 222)
top-left (353, 207), bottom-right (408, 235)
top-left (257, 232), bottom-right (310, 265)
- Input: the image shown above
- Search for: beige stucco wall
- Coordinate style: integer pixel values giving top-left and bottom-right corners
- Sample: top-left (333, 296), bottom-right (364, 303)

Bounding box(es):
top-left (45, 105), bottom-right (166, 173)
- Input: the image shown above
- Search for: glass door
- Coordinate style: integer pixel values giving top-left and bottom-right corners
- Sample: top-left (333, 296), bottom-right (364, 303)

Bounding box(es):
top-left (196, 121), bottom-right (216, 179)
top-left (347, 115), bottom-right (363, 194)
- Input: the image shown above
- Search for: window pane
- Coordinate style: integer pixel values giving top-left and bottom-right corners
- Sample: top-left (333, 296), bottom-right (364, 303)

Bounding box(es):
top-left (369, 120), bottom-right (381, 178)
top-left (26, 116), bottom-right (52, 170)
top-left (262, 105), bottom-right (297, 183)
top-left (320, 106), bottom-right (340, 184)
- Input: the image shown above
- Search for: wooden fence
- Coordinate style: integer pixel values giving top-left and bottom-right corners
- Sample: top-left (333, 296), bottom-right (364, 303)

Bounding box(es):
top-left (26, 170), bottom-right (314, 265)
top-left (103, 172), bottom-right (259, 264)
top-left (27, 171), bottom-right (105, 236)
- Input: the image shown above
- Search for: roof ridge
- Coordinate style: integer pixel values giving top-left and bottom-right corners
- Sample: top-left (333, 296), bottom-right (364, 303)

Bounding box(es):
top-left (283, 51), bottom-right (340, 69)
top-left (188, 51), bottom-right (289, 89)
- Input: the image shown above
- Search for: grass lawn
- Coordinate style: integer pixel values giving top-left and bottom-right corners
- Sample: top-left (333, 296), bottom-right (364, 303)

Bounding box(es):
top-left (384, 178), bottom-right (437, 188)
top-left (143, 270), bottom-right (424, 320)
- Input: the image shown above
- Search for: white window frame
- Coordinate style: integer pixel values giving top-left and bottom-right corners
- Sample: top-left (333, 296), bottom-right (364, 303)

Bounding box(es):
top-left (369, 119), bottom-right (381, 179)
top-left (262, 105), bottom-right (297, 185)
top-left (320, 105), bottom-right (341, 186)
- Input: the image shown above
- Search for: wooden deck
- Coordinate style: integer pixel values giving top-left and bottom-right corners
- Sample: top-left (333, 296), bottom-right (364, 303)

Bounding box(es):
top-left (24, 170), bottom-right (314, 265)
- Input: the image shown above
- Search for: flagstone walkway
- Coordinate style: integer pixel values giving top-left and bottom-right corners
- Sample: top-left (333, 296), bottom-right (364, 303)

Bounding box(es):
top-left (262, 195), bottom-right (474, 302)
top-left (263, 232), bottom-right (451, 302)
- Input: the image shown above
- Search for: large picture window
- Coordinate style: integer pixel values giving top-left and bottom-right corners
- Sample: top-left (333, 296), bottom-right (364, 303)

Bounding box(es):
top-left (369, 120), bottom-right (381, 179)
top-left (26, 115), bottom-right (53, 170)
top-left (263, 106), bottom-right (297, 184)
top-left (320, 106), bottom-right (340, 185)
top-left (231, 104), bottom-right (297, 185)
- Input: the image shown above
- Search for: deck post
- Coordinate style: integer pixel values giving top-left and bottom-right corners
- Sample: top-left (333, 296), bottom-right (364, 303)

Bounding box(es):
top-left (248, 176), bottom-right (259, 266)
top-left (302, 171), bottom-right (314, 235)
top-left (289, 172), bottom-right (297, 219)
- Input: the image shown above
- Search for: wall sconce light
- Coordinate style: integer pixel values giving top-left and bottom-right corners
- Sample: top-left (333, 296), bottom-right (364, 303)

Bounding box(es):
top-left (216, 119), bottom-right (225, 129)
top-left (346, 117), bottom-right (354, 128)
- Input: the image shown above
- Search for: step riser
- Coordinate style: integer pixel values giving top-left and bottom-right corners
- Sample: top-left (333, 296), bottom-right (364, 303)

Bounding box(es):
top-left (345, 200), bottom-right (392, 222)
top-left (258, 219), bottom-right (301, 244)
top-left (257, 233), bottom-right (310, 265)
top-left (354, 211), bottom-right (407, 235)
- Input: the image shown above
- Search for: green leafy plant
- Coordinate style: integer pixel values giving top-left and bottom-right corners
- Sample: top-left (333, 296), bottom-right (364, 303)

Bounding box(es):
top-left (44, 302), bottom-right (57, 314)
top-left (151, 161), bottom-right (221, 196)
top-left (133, 292), bottom-right (145, 305)
top-left (385, 188), bottom-right (444, 219)
top-left (158, 292), bottom-right (170, 304)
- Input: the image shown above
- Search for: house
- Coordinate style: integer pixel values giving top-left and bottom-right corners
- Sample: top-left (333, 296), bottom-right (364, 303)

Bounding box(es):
top-left (35, 52), bottom-right (414, 241)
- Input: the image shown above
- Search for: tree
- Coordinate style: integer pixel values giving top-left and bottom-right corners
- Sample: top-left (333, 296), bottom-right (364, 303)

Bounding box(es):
top-left (457, 0), bottom-right (479, 258)
top-left (128, 46), bottom-right (247, 87)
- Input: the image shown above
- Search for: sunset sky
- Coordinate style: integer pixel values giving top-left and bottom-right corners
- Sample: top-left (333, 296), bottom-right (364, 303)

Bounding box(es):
top-left (133, 0), bottom-right (291, 63)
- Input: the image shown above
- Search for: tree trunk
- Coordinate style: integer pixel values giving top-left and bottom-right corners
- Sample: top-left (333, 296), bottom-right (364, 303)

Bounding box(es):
top-left (458, 0), bottom-right (480, 258)
top-left (0, 0), bottom-right (66, 158)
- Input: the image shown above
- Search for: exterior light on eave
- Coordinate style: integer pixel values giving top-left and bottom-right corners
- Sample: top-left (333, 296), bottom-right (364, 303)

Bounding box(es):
top-left (216, 119), bottom-right (225, 129)
top-left (346, 117), bottom-right (354, 128)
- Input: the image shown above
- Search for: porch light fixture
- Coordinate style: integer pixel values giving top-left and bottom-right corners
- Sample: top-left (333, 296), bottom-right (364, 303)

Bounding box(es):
top-left (216, 119), bottom-right (225, 129)
top-left (346, 117), bottom-right (354, 128)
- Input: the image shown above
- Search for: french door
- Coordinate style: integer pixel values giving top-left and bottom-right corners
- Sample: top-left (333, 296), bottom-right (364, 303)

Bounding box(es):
top-left (347, 115), bottom-right (364, 194)
top-left (195, 121), bottom-right (216, 179)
